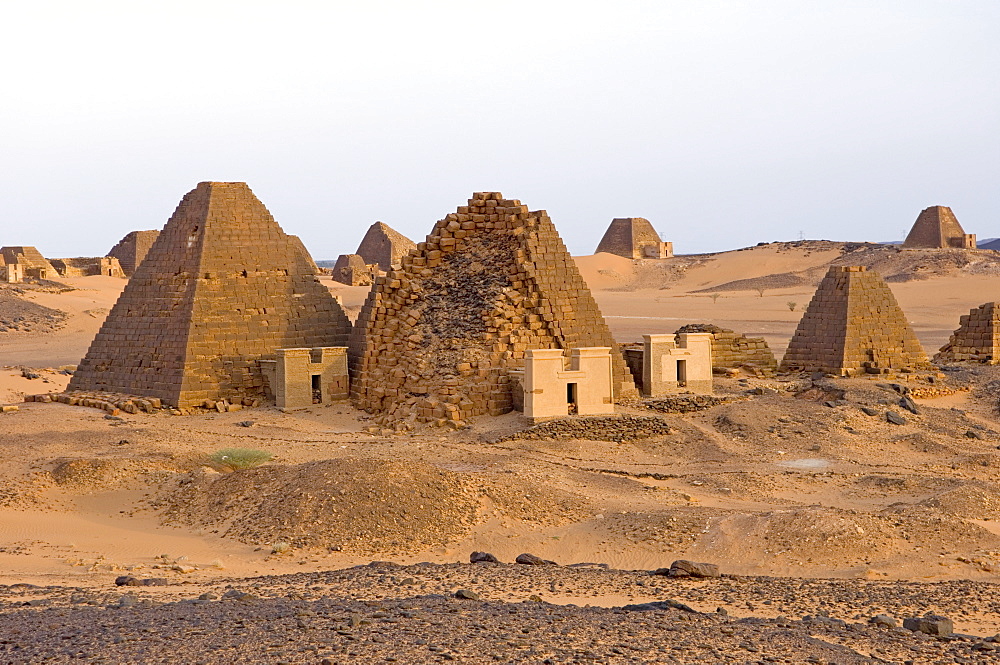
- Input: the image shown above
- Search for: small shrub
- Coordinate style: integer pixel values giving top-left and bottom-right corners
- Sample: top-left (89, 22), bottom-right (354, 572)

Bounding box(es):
top-left (710, 293), bottom-right (721, 303)
top-left (787, 301), bottom-right (797, 311)
top-left (209, 448), bottom-right (273, 471)
top-left (756, 288), bottom-right (766, 298)
top-left (271, 541), bottom-right (291, 554)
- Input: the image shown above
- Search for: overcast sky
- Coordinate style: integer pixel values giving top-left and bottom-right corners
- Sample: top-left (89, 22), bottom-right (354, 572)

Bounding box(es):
top-left (1, 1), bottom-right (996, 259)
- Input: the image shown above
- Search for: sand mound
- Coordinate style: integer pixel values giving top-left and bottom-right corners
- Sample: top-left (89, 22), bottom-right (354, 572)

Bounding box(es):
top-left (476, 478), bottom-right (593, 526)
top-left (919, 483), bottom-right (1000, 519)
top-left (50, 456), bottom-right (185, 490)
top-left (0, 288), bottom-right (67, 333)
top-left (162, 458), bottom-right (477, 554)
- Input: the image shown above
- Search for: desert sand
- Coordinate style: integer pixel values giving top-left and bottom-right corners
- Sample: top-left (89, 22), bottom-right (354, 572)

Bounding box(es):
top-left (3, 243), bottom-right (1000, 663)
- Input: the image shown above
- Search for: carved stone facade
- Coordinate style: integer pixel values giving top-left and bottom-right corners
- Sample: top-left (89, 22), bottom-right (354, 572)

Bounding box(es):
top-left (69, 182), bottom-right (352, 408)
top-left (640, 333), bottom-right (713, 396)
top-left (261, 346), bottom-right (349, 410)
top-left (595, 218), bottom-right (673, 259)
top-left (517, 348), bottom-right (615, 423)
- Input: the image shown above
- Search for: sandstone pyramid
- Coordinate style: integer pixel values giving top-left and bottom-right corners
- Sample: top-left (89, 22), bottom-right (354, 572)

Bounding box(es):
top-left (780, 266), bottom-right (928, 375)
top-left (349, 191), bottom-right (636, 426)
top-left (0, 246), bottom-right (56, 278)
top-left (107, 230), bottom-right (160, 276)
top-left (70, 182), bottom-right (352, 408)
top-left (595, 217), bottom-right (672, 259)
top-left (331, 254), bottom-right (376, 286)
top-left (356, 221), bottom-right (417, 270)
top-left (935, 302), bottom-right (1000, 364)
top-left (902, 206), bottom-right (975, 249)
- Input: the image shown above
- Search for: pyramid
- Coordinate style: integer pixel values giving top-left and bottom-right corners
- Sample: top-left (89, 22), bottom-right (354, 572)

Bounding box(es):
top-left (595, 217), bottom-right (672, 259)
top-left (69, 182), bottom-right (352, 408)
top-left (331, 254), bottom-right (376, 286)
top-left (902, 206), bottom-right (975, 249)
top-left (356, 221), bottom-right (417, 271)
top-left (107, 230), bottom-right (160, 276)
top-left (780, 266), bottom-right (928, 375)
top-left (349, 191), bottom-right (636, 426)
top-left (934, 302), bottom-right (1000, 364)
top-left (0, 246), bottom-right (56, 279)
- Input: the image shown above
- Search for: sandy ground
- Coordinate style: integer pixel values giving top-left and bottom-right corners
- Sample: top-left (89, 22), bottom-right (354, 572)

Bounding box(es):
top-left (3, 246), bottom-right (1000, 662)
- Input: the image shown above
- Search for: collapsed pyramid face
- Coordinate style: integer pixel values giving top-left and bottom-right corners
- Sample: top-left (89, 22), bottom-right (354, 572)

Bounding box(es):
top-left (595, 217), bottom-right (670, 259)
top-left (902, 206), bottom-right (975, 249)
top-left (349, 192), bottom-right (636, 425)
top-left (780, 266), bottom-right (928, 375)
top-left (935, 302), bottom-right (1000, 364)
top-left (70, 182), bottom-right (352, 408)
top-left (356, 221), bottom-right (417, 271)
top-left (107, 230), bottom-right (160, 276)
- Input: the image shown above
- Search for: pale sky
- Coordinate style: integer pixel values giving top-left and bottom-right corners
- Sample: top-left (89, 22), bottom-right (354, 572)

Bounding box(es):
top-left (1, 1), bottom-right (997, 259)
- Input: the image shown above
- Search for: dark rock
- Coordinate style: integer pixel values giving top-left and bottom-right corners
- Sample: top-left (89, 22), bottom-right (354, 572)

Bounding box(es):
top-left (141, 578), bottom-right (169, 586)
top-left (454, 589), bottom-right (480, 600)
top-left (860, 406), bottom-right (879, 416)
top-left (899, 396), bottom-right (920, 415)
top-left (886, 411), bottom-right (907, 425)
top-left (622, 599), bottom-right (699, 613)
top-left (236, 420), bottom-right (256, 428)
top-left (662, 560), bottom-right (721, 578)
top-left (470, 551), bottom-right (500, 564)
top-left (515, 552), bottom-right (556, 565)
top-left (966, 429), bottom-right (984, 439)
top-left (114, 576), bottom-right (141, 587)
top-left (903, 615), bottom-right (954, 636)
top-left (869, 614), bottom-right (898, 628)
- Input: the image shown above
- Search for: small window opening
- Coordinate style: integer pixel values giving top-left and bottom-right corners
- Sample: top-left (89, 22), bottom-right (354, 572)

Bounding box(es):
top-left (567, 382), bottom-right (578, 415)
top-left (311, 374), bottom-right (322, 404)
top-left (676, 359), bottom-right (687, 387)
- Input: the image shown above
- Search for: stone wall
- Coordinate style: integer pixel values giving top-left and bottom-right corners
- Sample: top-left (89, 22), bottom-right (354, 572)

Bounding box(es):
top-left (935, 302), bottom-right (1000, 364)
top-left (675, 323), bottom-right (777, 371)
top-left (50, 256), bottom-right (125, 278)
top-left (349, 192), bottom-right (636, 428)
top-left (107, 230), bottom-right (160, 276)
top-left (70, 182), bottom-right (352, 408)
top-left (332, 254), bottom-right (377, 286)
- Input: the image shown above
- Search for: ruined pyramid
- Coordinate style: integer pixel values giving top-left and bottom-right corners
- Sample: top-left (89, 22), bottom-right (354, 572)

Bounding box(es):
top-left (107, 230), bottom-right (160, 276)
top-left (595, 217), bottom-right (672, 259)
top-left (935, 302), bottom-right (1000, 364)
top-left (349, 191), bottom-right (636, 426)
top-left (70, 182), bottom-right (352, 408)
top-left (902, 206), bottom-right (975, 249)
top-left (780, 266), bottom-right (928, 375)
top-left (356, 221), bottom-right (416, 271)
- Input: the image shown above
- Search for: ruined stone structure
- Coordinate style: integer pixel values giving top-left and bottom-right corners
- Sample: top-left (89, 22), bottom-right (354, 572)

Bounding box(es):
top-left (780, 266), bottom-right (928, 375)
top-left (356, 221), bottom-right (417, 271)
top-left (50, 256), bottom-right (125, 278)
top-left (595, 217), bottom-right (673, 259)
top-left (675, 323), bottom-right (778, 372)
top-left (0, 247), bottom-right (56, 280)
top-left (108, 230), bottom-right (161, 276)
top-left (934, 302), bottom-right (1000, 364)
top-left (0, 258), bottom-right (23, 283)
top-left (331, 254), bottom-right (377, 286)
top-left (349, 192), bottom-right (636, 427)
top-left (640, 333), bottom-right (713, 396)
top-left (69, 182), bottom-right (352, 409)
top-left (902, 206), bottom-right (975, 249)
top-left (517, 348), bottom-right (615, 422)
top-left (260, 346), bottom-right (349, 410)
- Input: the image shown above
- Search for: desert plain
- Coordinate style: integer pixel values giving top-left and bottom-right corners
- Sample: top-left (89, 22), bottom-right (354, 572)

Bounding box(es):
top-left (3, 241), bottom-right (1000, 663)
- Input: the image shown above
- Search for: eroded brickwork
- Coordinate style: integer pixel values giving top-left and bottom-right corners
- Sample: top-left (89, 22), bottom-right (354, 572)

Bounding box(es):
top-left (675, 323), bottom-right (777, 371)
top-left (595, 218), bottom-right (672, 259)
top-left (0, 247), bottom-right (56, 279)
top-left (356, 222), bottom-right (417, 271)
top-left (349, 192), bottom-right (636, 427)
top-left (332, 254), bottom-right (377, 286)
top-left (935, 302), bottom-right (1000, 364)
top-left (780, 266), bottom-right (928, 375)
top-left (902, 206), bottom-right (975, 249)
top-left (108, 230), bottom-right (161, 276)
top-left (69, 182), bottom-right (352, 408)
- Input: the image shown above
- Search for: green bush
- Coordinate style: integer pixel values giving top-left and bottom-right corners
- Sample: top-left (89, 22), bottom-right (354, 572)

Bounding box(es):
top-left (209, 448), bottom-right (273, 471)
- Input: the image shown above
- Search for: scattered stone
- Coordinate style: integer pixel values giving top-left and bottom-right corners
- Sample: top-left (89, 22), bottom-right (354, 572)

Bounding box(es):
top-left (515, 553), bottom-right (556, 566)
top-left (886, 411), bottom-right (907, 425)
top-left (499, 415), bottom-right (672, 443)
top-left (860, 406), bottom-right (879, 416)
top-left (470, 551), bottom-right (500, 564)
top-left (236, 420), bottom-right (256, 428)
top-left (453, 589), bottom-right (480, 600)
top-left (903, 615), bottom-right (954, 636)
top-left (656, 560), bottom-right (721, 578)
top-left (899, 396), bottom-right (920, 415)
top-left (622, 599), bottom-right (699, 613)
top-left (114, 576), bottom-right (142, 587)
top-left (966, 429), bottom-right (984, 439)
top-left (869, 614), bottom-right (899, 628)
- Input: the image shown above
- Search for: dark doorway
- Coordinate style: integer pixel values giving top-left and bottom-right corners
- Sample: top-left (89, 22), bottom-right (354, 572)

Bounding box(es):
top-left (676, 359), bottom-right (687, 387)
top-left (311, 374), bottom-right (322, 404)
top-left (567, 382), bottom-right (578, 415)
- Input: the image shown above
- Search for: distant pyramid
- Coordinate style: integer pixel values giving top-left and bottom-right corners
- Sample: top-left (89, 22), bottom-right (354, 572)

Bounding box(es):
top-left (331, 254), bottom-right (376, 286)
top-left (355, 221), bottom-right (416, 271)
top-left (902, 206), bottom-right (975, 249)
top-left (595, 217), bottom-right (672, 259)
top-left (0, 246), bottom-right (56, 279)
top-left (349, 192), bottom-right (636, 426)
top-left (107, 230), bottom-right (160, 276)
top-left (935, 302), bottom-right (1000, 364)
top-left (70, 182), bottom-right (352, 408)
top-left (780, 266), bottom-right (928, 375)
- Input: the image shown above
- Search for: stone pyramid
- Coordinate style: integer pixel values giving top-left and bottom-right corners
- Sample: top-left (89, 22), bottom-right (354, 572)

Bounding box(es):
top-left (902, 206), bottom-right (975, 249)
top-left (780, 266), bottom-right (928, 375)
top-left (595, 217), bottom-right (671, 259)
top-left (107, 230), bottom-right (160, 276)
top-left (349, 191), bottom-right (636, 426)
top-left (70, 182), bottom-right (352, 408)
top-left (0, 246), bottom-right (56, 277)
top-left (356, 221), bottom-right (416, 271)
top-left (935, 302), bottom-right (1000, 364)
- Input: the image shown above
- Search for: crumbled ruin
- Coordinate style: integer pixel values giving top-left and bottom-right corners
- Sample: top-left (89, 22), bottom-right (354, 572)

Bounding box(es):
top-left (675, 323), bottom-right (778, 373)
top-left (780, 266), bottom-right (929, 375)
top-left (107, 230), bottom-right (161, 276)
top-left (69, 181), bottom-right (352, 409)
top-left (0, 246), bottom-right (56, 281)
top-left (902, 206), bottom-right (975, 249)
top-left (935, 302), bottom-right (1000, 364)
top-left (355, 221), bottom-right (417, 271)
top-left (595, 217), bottom-right (673, 259)
top-left (349, 191), bottom-right (636, 427)
top-left (49, 256), bottom-right (125, 278)
top-left (331, 253), bottom-right (377, 286)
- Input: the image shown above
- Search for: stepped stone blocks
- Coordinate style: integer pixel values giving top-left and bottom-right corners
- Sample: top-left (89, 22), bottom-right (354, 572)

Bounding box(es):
top-left (69, 182), bottom-right (352, 409)
top-left (108, 230), bottom-right (161, 276)
top-left (675, 323), bottom-right (778, 372)
top-left (332, 254), bottom-right (377, 286)
top-left (0, 246), bottom-right (56, 280)
top-left (356, 221), bottom-right (417, 270)
top-left (349, 191), bottom-right (637, 427)
top-left (595, 217), bottom-right (673, 259)
top-left (903, 206), bottom-right (975, 249)
top-left (780, 266), bottom-right (929, 375)
top-left (935, 303), bottom-right (1000, 364)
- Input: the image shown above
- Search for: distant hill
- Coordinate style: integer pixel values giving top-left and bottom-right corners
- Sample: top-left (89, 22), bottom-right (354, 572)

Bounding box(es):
top-left (977, 238), bottom-right (1000, 250)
